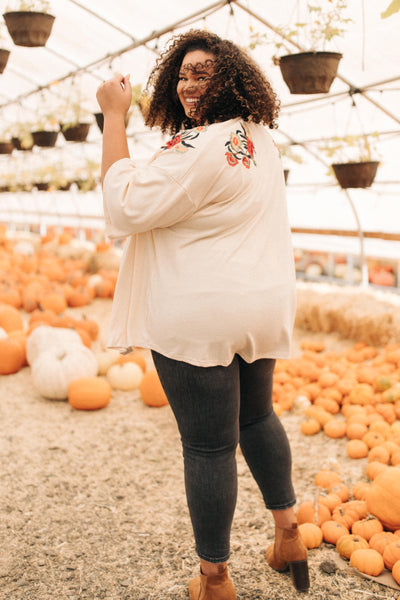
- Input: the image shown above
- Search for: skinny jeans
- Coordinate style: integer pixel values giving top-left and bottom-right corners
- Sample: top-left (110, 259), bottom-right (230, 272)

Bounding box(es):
top-left (151, 350), bottom-right (296, 563)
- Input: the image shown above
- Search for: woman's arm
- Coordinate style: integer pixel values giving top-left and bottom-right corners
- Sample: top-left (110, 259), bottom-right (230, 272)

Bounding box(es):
top-left (96, 73), bottom-right (132, 185)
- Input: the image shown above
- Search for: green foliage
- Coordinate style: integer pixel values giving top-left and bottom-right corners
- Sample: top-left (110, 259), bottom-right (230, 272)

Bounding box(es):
top-left (317, 133), bottom-right (380, 163)
top-left (249, 0), bottom-right (351, 54)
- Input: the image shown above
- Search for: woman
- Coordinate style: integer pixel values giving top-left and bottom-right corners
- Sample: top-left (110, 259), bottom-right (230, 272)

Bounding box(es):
top-left (96, 30), bottom-right (309, 600)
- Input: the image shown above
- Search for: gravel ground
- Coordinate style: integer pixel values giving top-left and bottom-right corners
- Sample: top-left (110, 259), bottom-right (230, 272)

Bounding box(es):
top-left (1, 297), bottom-right (399, 600)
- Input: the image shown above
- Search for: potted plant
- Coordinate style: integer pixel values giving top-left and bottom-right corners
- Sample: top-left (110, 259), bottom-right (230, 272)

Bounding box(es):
top-left (72, 159), bottom-right (100, 191)
top-left (0, 127), bottom-right (14, 154)
top-left (30, 113), bottom-right (59, 147)
top-left (60, 96), bottom-right (92, 142)
top-left (3, 0), bottom-right (55, 48)
top-left (318, 133), bottom-right (380, 188)
top-left (0, 25), bottom-right (11, 74)
top-left (271, 0), bottom-right (351, 94)
top-left (7, 121), bottom-right (34, 151)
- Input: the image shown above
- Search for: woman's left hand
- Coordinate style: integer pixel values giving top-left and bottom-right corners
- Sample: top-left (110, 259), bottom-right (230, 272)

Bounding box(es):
top-left (96, 73), bottom-right (132, 117)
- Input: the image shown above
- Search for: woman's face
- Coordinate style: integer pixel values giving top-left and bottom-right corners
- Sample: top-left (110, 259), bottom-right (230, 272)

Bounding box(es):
top-left (177, 49), bottom-right (216, 122)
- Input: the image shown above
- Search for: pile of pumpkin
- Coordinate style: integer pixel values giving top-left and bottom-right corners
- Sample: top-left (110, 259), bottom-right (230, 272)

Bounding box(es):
top-left (0, 302), bottom-right (168, 410)
top-left (272, 340), bottom-right (400, 469)
top-left (0, 227), bottom-right (118, 311)
top-left (296, 466), bottom-right (400, 586)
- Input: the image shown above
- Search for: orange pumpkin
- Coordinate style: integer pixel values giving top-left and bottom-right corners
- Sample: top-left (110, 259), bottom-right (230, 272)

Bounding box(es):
top-left (392, 559), bottom-right (400, 585)
top-left (0, 337), bottom-right (25, 374)
top-left (351, 481), bottom-right (370, 501)
top-left (350, 548), bottom-right (384, 577)
top-left (346, 439), bottom-right (369, 459)
top-left (0, 303), bottom-right (24, 333)
top-left (321, 520), bottom-right (349, 545)
top-left (298, 523), bottom-right (323, 549)
top-left (382, 540), bottom-right (400, 570)
top-left (314, 469), bottom-right (342, 489)
top-left (139, 369), bottom-right (168, 407)
top-left (68, 377), bottom-right (112, 410)
top-left (324, 418), bottom-right (347, 439)
top-left (369, 531), bottom-right (397, 555)
top-left (296, 501), bottom-right (331, 527)
top-left (351, 516), bottom-right (383, 541)
top-left (336, 534), bottom-right (369, 559)
top-left (366, 467), bottom-right (400, 530)
top-left (300, 418), bottom-right (321, 436)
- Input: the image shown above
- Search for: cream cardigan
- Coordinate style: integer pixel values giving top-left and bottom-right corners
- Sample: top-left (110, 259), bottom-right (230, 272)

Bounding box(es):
top-left (102, 118), bottom-right (296, 366)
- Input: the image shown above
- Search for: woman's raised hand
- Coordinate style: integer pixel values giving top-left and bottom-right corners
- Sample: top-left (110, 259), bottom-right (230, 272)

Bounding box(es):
top-left (96, 73), bottom-right (132, 117)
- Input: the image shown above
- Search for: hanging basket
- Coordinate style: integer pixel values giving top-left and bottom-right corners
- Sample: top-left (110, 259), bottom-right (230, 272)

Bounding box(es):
top-left (61, 122), bottom-right (91, 142)
top-left (32, 130), bottom-right (58, 148)
top-left (0, 141), bottom-right (14, 154)
top-left (332, 161), bottom-right (380, 188)
top-left (278, 51), bottom-right (342, 94)
top-left (12, 136), bottom-right (33, 151)
top-left (3, 11), bottom-right (55, 47)
top-left (284, 169), bottom-right (290, 184)
top-left (0, 49), bottom-right (10, 74)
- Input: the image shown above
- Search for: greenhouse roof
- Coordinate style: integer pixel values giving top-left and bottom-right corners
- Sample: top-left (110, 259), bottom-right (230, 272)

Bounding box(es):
top-left (0, 0), bottom-right (399, 250)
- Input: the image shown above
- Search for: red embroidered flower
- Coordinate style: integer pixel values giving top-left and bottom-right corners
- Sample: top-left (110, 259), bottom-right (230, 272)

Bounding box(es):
top-left (225, 152), bottom-right (239, 166)
top-left (166, 135), bottom-right (181, 148)
top-left (242, 156), bottom-right (251, 169)
top-left (247, 139), bottom-right (254, 158)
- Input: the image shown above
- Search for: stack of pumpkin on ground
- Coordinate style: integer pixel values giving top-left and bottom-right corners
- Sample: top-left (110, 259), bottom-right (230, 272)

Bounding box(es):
top-left (0, 228), bottom-right (119, 312)
top-left (0, 302), bottom-right (168, 410)
top-left (296, 466), bottom-right (400, 587)
top-left (272, 339), bottom-right (400, 469)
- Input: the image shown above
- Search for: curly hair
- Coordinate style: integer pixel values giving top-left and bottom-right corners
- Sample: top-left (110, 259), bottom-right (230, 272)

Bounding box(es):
top-left (144, 29), bottom-right (280, 135)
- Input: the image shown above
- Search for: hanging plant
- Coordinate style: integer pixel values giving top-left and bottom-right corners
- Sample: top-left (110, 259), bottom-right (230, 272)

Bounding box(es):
top-left (0, 25), bottom-right (10, 74)
top-left (318, 133), bottom-right (381, 188)
top-left (59, 90), bottom-right (93, 142)
top-left (3, 1), bottom-right (55, 48)
top-left (267, 0), bottom-right (351, 94)
top-left (30, 112), bottom-right (60, 147)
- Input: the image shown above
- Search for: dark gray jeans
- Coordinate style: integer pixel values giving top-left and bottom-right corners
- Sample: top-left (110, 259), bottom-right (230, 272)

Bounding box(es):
top-left (151, 350), bottom-right (296, 563)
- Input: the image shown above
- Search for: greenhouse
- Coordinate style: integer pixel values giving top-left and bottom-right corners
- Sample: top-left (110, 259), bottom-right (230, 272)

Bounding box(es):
top-left (1, 1), bottom-right (400, 599)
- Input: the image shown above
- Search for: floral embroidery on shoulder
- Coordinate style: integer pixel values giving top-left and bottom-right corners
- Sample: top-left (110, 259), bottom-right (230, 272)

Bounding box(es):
top-left (161, 126), bottom-right (208, 154)
top-left (225, 122), bottom-right (256, 169)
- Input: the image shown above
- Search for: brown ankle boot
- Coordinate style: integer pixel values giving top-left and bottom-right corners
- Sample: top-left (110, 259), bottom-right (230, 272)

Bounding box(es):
top-left (189, 565), bottom-right (237, 600)
top-left (265, 523), bottom-right (310, 592)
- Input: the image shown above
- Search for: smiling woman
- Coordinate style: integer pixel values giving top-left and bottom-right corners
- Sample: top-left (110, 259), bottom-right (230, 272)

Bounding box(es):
top-left (96, 28), bottom-right (310, 600)
top-left (176, 50), bottom-right (216, 121)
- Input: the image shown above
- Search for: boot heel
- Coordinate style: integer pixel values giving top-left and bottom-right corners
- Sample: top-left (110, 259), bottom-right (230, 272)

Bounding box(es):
top-left (289, 559), bottom-right (310, 592)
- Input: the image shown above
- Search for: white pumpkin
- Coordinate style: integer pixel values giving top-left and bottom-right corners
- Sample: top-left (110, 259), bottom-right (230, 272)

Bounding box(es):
top-left (94, 347), bottom-right (120, 375)
top-left (13, 240), bottom-right (35, 256)
top-left (26, 325), bottom-right (82, 365)
top-left (0, 327), bottom-right (8, 339)
top-left (106, 362), bottom-right (143, 391)
top-left (31, 343), bottom-right (99, 400)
